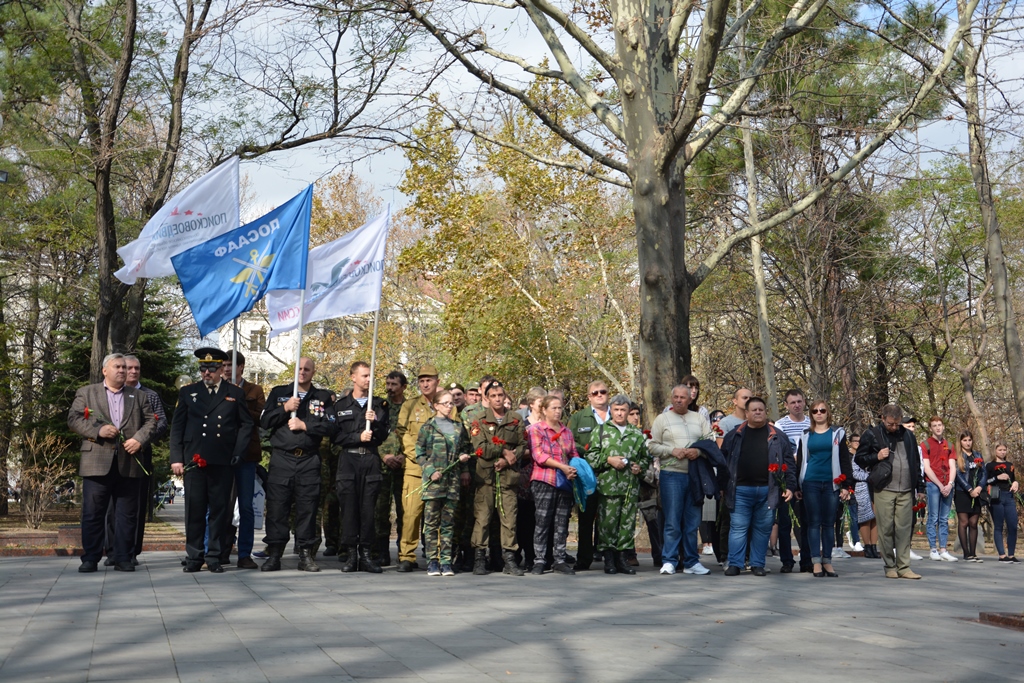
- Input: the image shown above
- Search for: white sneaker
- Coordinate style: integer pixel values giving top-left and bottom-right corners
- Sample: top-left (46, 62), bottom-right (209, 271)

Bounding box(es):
top-left (683, 562), bottom-right (710, 575)
top-left (702, 544), bottom-right (714, 555)
top-left (833, 548), bottom-right (851, 559)
top-left (659, 562), bottom-right (676, 575)
top-left (909, 550), bottom-right (923, 561)
top-left (930, 549), bottom-right (942, 561)
top-left (851, 542), bottom-right (865, 552)
top-left (940, 550), bottom-right (959, 562)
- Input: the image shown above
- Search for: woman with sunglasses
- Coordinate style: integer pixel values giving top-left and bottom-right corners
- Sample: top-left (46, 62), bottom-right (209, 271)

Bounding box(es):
top-left (415, 391), bottom-right (472, 576)
top-left (796, 401), bottom-right (853, 577)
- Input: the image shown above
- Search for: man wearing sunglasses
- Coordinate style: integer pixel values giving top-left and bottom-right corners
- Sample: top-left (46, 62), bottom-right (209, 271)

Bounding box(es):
top-left (170, 348), bottom-right (254, 573)
top-left (567, 381), bottom-right (612, 570)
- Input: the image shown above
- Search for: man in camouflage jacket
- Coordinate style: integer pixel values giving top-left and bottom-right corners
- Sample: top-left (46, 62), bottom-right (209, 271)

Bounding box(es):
top-left (586, 394), bottom-right (651, 575)
top-left (467, 381), bottom-right (526, 576)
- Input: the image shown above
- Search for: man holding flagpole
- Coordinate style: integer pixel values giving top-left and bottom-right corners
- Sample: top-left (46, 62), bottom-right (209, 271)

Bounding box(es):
top-left (260, 358), bottom-right (336, 572)
top-left (332, 362), bottom-right (389, 573)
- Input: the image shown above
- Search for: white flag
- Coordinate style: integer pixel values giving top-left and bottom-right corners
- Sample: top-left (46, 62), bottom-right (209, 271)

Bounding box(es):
top-left (114, 157), bottom-right (240, 284)
top-left (266, 207), bottom-right (390, 337)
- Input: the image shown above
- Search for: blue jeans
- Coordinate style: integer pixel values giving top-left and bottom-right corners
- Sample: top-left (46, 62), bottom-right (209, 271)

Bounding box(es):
top-left (660, 471), bottom-right (702, 569)
top-left (728, 485), bottom-right (773, 569)
top-left (925, 481), bottom-right (952, 550)
top-left (990, 493), bottom-right (1018, 556)
top-left (802, 480), bottom-right (838, 563)
top-left (203, 462), bottom-right (257, 558)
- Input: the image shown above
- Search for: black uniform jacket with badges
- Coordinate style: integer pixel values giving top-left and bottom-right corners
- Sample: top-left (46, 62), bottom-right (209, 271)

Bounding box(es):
top-left (332, 394), bottom-right (389, 452)
top-left (261, 384), bottom-right (336, 452)
top-left (170, 380), bottom-right (254, 467)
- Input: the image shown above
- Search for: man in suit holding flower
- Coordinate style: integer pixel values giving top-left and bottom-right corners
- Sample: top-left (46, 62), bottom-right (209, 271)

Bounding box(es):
top-left (68, 353), bottom-right (158, 573)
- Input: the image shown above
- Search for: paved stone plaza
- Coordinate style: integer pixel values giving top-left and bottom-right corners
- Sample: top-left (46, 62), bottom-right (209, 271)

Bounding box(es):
top-left (1, 505), bottom-right (1022, 682)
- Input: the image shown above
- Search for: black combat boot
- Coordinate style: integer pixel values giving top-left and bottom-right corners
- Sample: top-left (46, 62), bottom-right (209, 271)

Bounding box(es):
top-left (604, 552), bottom-right (618, 574)
top-left (297, 547), bottom-right (321, 572)
top-left (358, 545), bottom-right (383, 573)
top-left (260, 545), bottom-right (284, 572)
top-left (341, 546), bottom-right (359, 573)
top-left (502, 550), bottom-right (525, 576)
top-left (614, 551), bottom-right (636, 575)
top-left (473, 549), bottom-right (489, 575)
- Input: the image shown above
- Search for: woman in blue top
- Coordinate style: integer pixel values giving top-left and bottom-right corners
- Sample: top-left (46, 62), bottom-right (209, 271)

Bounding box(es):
top-left (797, 400), bottom-right (854, 577)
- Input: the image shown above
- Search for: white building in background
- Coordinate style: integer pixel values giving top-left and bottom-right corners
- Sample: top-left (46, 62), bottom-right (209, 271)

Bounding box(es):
top-left (212, 311), bottom-right (298, 385)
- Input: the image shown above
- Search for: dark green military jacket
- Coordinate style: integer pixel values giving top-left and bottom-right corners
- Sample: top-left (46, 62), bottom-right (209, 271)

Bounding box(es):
top-left (468, 407), bottom-right (526, 488)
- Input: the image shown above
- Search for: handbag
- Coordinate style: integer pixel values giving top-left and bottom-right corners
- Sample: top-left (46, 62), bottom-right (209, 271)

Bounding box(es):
top-left (554, 468), bottom-right (573, 491)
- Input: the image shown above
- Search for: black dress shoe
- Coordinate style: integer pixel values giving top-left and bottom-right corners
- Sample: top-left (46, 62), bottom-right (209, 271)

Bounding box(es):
top-left (779, 564), bottom-right (794, 574)
top-left (79, 561), bottom-right (98, 573)
top-left (183, 564), bottom-right (202, 573)
top-left (323, 547), bottom-right (338, 557)
top-left (103, 557), bottom-right (115, 567)
top-left (396, 561), bottom-right (415, 573)
top-left (724, 566), bottom-right (740, 576)
top-left (825, 570), bottom-right (839, 577)
top-left (751, 566), bottom-right (767, 577)
top-left (114, 561), bottom-right (135, 572)
top-left (131, 557), bottom-right (139, 566)
top-left (206, 563), bottom-right (224, 573)
top-left (813, 571), bottom-right (825, 577)
top-left (236, 557), bottom-right (259, 569)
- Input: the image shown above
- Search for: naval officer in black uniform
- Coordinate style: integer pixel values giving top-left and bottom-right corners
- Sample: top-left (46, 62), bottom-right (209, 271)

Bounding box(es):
top-left (260, 356), bottom-right (336, 572)
top-left (170, 348), bottom-right (254, 572)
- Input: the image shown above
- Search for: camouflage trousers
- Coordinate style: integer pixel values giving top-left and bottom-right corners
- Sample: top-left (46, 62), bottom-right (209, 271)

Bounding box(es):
top-left (373, 464), bottom-right (403, 553)
top-left (423, 497), bottom-right (458, 565)
top-left (596, 494), bottom-right (639, 552)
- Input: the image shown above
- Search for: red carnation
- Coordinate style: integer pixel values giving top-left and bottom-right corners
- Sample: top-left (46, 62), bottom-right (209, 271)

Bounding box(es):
top-left (768, 463), bottom-right (779, 474)
top-left (781, 464), bottom-right (788, 472)
top-left (84, 406), bottom-right (90, 420)
top-left (491, 436), bottom-right (505, 446)
top-left (833, 474), bottom-right (847, 485)
top-left (475, 448), bottom-right (483, 458)
top-left (974, 457), bottom-right (983, 466)
top-left (643, 429), bottom-right (652, 439)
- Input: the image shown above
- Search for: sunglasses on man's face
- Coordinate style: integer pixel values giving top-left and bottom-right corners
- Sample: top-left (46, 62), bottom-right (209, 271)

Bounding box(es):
top-left (591, 389), bottom-right (608, 396)
top-left (200, 365), bottom-right (222, 373)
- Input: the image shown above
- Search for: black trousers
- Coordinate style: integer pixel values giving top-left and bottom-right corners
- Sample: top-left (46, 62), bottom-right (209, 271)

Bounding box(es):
top-left (338, 451), bottom-right (382, 548)
top-left (264, 450), bottom-right (321, 549)
top-left (83, 463), bottom-right (140, 564)
top-left (183, 464), bottom-right (234, 564)
top-left (576, 493), bottom-right (600, 565)
top-left (103, 475), bottom-right (150, 558)
top-left (778, 499), bottom-right (811, 568)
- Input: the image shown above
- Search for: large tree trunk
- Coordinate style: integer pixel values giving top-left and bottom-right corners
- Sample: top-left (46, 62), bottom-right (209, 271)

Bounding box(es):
top-left (961, 24), bottom-right (1024, 430)
top-left (0, 276), bottom-right (11, 516)
top-left (91, 168), bottom-right (129, 380)
top-left (635, 160), bottom-right (690, 419)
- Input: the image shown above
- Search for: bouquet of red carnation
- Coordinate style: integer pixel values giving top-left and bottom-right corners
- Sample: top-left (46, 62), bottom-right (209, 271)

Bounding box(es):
top-left (769, 463), bottom-right (800, 528)
top-left (475, 447), bottom-right (484, 458)
top-left (182, 453), bottom-right (208, 473)
top-left (492, 436), bottom-right (506, 446)
top-left (643, 429), bottom-right (652, 440)
top-left (912, 501), bottom-right (926, 513)
top-left (833, 474), bottom-right (847, 486)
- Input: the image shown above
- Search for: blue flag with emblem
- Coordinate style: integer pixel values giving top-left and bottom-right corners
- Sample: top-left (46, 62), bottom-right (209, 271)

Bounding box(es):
top-left (172, 185), bottom-right (312, 337)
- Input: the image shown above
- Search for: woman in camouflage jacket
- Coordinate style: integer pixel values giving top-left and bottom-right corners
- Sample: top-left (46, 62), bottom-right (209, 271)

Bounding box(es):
top-left (415, 391), bottom-right (472, 576)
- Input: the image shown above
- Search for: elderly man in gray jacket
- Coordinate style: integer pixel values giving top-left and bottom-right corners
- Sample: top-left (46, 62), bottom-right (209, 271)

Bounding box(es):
top-left (68, 353), bottom-right (158, 573)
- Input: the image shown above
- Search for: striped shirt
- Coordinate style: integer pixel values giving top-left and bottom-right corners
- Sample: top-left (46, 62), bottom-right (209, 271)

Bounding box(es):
top-left (774, 415), bottom-right (809, 447)
top-left (526, 421), bottom-right (576, 487)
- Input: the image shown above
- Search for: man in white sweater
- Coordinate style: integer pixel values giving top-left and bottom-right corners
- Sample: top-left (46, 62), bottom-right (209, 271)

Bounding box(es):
top-left (648, 385), bottom-right (715, 576)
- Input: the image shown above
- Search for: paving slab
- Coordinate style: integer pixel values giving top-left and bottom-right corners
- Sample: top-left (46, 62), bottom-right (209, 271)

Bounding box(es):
top-left (1, 500), bottom-right (1022, 682)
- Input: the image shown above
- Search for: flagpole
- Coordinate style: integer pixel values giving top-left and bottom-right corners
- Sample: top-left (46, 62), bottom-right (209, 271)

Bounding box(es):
top-left (365, 307), bottom-right (381, 431)
top-left (231, 319), bottom-right (239, 383)
top-left (290, 291), bottom-right (306, 418)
